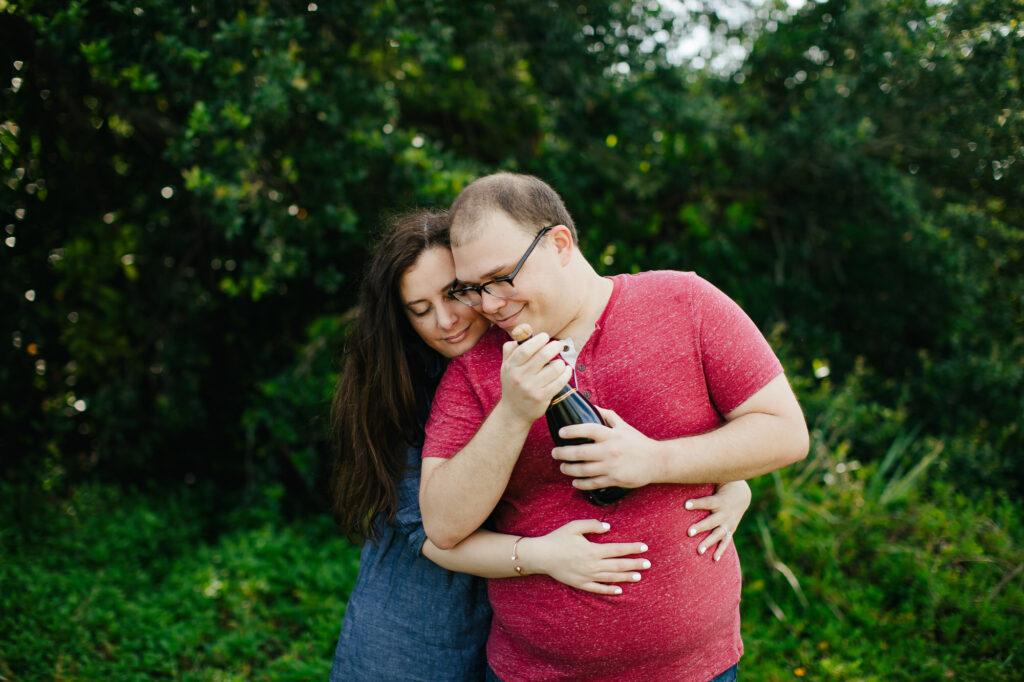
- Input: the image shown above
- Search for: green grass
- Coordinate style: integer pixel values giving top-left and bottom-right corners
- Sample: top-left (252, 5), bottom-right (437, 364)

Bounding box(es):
top-left (2, 450), bottom-right (1021, 681)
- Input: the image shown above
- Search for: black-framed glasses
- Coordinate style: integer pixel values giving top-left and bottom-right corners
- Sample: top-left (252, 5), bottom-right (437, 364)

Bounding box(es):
top-left (451, 225), bottom-right (555, 307)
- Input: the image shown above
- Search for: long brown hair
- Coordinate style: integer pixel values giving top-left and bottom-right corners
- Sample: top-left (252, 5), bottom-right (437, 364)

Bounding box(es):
top-left (329, 210), bottom-right (451, 542)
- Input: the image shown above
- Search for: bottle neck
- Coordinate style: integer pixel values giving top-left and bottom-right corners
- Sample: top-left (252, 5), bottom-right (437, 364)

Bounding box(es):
top-left (550, 384), bottom-right (576, 405)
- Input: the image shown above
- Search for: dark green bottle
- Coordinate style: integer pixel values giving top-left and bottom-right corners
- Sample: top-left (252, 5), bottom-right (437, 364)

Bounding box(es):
top-left (511, 324), bottom-right (629, 506)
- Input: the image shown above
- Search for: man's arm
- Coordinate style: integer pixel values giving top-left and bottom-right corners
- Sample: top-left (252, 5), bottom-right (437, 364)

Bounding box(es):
top-left (420, 402), bottom-right (530, 550)
top-left (420, 333), bottom-right (571, 549)
top-left (553, 374), bottom-right (809, 488)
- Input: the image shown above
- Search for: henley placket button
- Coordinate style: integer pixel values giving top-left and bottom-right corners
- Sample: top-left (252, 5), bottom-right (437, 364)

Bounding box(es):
top-left (583, 390), bottom-right (592, 399)
top-left (577, 363), bottom-right (586, 372)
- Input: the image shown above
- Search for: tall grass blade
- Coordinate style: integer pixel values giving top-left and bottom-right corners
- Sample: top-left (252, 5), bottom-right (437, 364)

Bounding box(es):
top-left (867, 426), bottom-right (922, 503)
top-left (879, 441), bottom-right (943, 506)
top-left (756, 515), bottom-right (809, 610)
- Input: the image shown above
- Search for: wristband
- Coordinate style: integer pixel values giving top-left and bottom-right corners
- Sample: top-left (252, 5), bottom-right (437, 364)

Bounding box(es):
top-left (511, 536), bottom-right (524, 575)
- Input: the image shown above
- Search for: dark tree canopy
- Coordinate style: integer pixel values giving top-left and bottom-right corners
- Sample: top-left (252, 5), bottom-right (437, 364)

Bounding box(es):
top-left (2, 0), bottom-right (1021, 496)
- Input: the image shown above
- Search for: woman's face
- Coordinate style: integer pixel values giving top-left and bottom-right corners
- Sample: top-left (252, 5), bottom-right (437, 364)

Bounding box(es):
top-left (400, 246), bottom-right (490, 359)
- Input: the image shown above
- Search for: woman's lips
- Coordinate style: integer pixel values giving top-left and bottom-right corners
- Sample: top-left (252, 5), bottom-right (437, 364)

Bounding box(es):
top-left (445, 326), bottom-right (470, 344)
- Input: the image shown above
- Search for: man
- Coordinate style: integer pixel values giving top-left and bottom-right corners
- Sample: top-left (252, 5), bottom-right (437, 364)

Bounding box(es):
top-left (420, 172), bottom-right (809, 681)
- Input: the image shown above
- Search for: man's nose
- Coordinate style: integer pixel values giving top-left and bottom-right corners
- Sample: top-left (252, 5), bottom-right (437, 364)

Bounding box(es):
top-left (480, 290), bottom-right (507, 315)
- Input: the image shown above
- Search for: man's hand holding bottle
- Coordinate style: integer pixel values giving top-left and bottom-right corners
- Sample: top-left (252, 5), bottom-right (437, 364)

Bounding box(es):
top-left (552, 406), bottom-right (661, 492)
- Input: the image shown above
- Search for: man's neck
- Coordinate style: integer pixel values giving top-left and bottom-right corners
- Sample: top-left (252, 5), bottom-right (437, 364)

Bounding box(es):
top-left (553, 269), bottom-right (613, 349)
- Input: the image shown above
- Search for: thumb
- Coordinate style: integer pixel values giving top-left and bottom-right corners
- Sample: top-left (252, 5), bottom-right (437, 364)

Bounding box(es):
top-left (596, 406), bottom-right (620, 427)
top-left (501, 339), bottom-right (518, 361)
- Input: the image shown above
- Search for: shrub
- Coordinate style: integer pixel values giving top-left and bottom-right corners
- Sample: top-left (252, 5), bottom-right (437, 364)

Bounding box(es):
top-left (0, 481), bottom-right (360, 680)
top-left (740, 362), bottom-right (1024, 680)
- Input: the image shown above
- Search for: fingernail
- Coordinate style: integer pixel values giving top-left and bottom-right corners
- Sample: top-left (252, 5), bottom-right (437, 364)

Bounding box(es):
top-left (687, 527), bottom-right (696, 537)
top-left (641, 559), bottom-right (651, 569)
top-left (601, 522), bottom-right (611, 530)
top-left (632, 573), bottom-right (642, 581)
top-left (639, 543), bottom-right (648, 552)
top-left (714, 555), bottom-right (721, 562)
top-left (614, 587), bottom-right (623, 595)
top-left (685, 500), bottom-right (694, 510)
top-left (699, 546), bottom-right (706, 555)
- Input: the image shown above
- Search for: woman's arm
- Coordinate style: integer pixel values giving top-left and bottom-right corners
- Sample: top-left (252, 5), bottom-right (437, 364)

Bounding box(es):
top-left (683, 479), bottom-right (752, 561)
top-left (421, 520), bottom-right (650, 596)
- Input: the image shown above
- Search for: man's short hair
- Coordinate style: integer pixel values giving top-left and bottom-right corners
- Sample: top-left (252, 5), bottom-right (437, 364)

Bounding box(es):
top-left (449, 172), bottom-right (578, 245)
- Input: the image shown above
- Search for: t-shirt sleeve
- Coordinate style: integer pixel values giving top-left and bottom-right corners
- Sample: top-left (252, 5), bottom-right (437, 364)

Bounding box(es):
top-left (690, 275), bottom-right (784, 415)
top-left (422, 358), bottom-right (487, 460)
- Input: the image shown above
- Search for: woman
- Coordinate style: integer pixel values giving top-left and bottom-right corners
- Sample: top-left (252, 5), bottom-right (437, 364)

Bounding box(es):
top-left (328, 210), bottom-right (750, 681)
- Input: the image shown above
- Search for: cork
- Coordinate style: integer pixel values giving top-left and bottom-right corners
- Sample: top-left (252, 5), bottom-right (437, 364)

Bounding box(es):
top-left (510, 323), bottom-right (533, 343)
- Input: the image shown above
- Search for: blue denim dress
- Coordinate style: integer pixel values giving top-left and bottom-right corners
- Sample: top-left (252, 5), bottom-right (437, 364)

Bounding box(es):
top-left (329, 367), bottom-right (492, 681)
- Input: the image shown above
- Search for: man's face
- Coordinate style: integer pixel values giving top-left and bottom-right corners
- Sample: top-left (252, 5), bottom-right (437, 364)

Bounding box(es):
top-left (452, 211), bottom-right (565, 336)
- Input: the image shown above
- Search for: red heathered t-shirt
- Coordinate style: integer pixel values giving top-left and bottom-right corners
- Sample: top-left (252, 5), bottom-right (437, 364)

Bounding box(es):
top-left (423, 271), bottom-right (784, 682)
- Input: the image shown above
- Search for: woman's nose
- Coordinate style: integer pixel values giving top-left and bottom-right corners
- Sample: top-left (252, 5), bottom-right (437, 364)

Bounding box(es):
top-left (437, 302), bottom-right (459, 329)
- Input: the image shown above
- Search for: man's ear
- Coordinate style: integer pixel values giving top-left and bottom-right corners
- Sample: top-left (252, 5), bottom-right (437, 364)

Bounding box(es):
top-left (549, 224), bottom-right (575, 266)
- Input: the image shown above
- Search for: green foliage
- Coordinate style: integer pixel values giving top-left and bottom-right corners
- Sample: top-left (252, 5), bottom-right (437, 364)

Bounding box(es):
top-left (715, 0), bottom-right (1024, 491)
top-left (240, 313), bottom-right (350, 510)
top-left (908, 205), bottom-right (1023, 488)
top-left (740, 363), bottom-right (1024, 680)
top-left (0, 481), bottom-right (360, 680)
top-left (2, 2), bottom-right (1020, 678)
top-left (1, 1), bottom-right (1021, 496)
top-left (0, 0), bottom-right (697, 489)
top-left (742, 472), bottom-right (1023, 680)
top-left (2, 420), bottom-right (1020, 679)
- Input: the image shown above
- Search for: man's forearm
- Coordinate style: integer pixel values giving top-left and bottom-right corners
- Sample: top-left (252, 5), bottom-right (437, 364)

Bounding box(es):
top-left (649, 374), bottom-right (809, 484)
top-left (650, 409), bottom-right (809, 484)
top-left (420, 400), bottom-right (533, 549)
top-left (560, 374), bottom-right (809, 491)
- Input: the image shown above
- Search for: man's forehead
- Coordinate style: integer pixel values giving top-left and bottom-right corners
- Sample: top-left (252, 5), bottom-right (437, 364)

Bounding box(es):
top-left (452, 221), bottom-right (530, 281)
top-left (453, 207), bottom-right (520, 239)
top-left (451, 233), bottom-right (505, 280)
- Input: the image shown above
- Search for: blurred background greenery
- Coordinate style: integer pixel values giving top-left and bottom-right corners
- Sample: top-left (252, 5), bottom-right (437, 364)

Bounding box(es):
top-left (1, 0), bottom-right (1021, 679)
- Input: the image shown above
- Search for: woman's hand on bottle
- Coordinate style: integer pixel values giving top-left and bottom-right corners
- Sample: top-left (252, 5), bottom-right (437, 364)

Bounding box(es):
top-left (516, 520), bottom-right (650, 595)
top-left (683, 479), bottom-right (752, 561)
